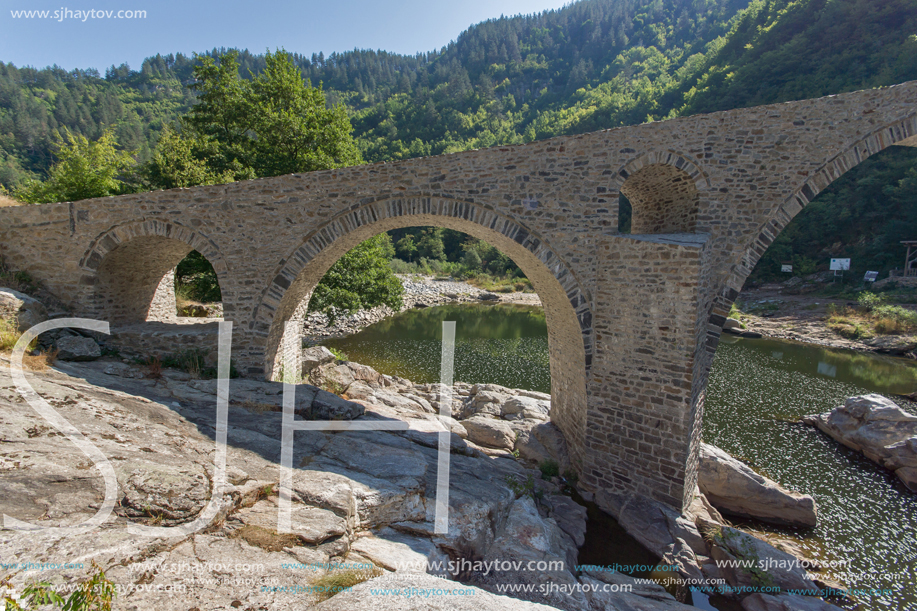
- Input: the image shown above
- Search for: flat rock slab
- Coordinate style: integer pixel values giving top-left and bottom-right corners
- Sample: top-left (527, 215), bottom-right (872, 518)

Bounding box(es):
top-left (314, 572), bottom-right (563, 611)
top-left (350, 527), bottom-right (447, 572)
top-left (236, 498), bottom-right (348, 545)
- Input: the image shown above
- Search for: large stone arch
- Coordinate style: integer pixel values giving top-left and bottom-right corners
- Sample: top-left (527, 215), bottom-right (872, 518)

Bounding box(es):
top-left (611, 151), bottom-right (711, 234)
top-left (253, 196), bottom-right (592, 467)
top-left (715, 114), bottom-right (917, 319)
top-left (78, 219), bottom-right (229, 325)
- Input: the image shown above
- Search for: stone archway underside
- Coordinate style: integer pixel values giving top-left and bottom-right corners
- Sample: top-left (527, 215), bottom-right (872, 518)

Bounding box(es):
top-left (77, 219), bottom-right (229, 325)
top-left (257, 198), bottom-right (592, 469)
top-left (1, 81), bottom-right (915, 512)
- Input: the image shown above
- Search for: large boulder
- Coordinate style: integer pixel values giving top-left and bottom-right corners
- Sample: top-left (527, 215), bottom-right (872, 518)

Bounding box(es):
top-left (478, 495), bottom-right (585, 610)
top-left (459, 389), bottom-right (510, 419)
top-left (502, 395), bottom-right (550, 419)
top-left (462, 416), bottom-right (516, 449)
top-left (300, 387), bottom-right (366, 420)
top-left (702, 521), bottom-right (818, 593)
top-left (803, 394), bottom-right (917, 492)
top-left (55, 335), bottom-right (101, 361)
top-left (545, 494), bottom-right (587, 547)
top-left (595, 490), bottom-right (708, 566)
top-left (301, 345), bottom-right (336, 375)
top-left (698, 443), bottom-right (817, 527)
top-left (0, 288), bottom-right (47, 333)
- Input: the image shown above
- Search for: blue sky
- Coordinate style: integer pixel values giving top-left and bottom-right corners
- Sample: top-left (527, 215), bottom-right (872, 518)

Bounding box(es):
top-left (2, 0), bottom-right (571, 72)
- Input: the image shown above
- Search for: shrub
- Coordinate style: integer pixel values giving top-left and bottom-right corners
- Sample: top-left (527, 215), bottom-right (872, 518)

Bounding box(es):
top-left (0, 318), bottom-right (20, 351)
top-left (145, 356), bottom-right (163, 379)
top-left (728, 303), bottom-right (743, 319)
top-left (872, 305), bottom-right (917, 331)
top-left (0, 257), bottom-right (38, 295)
top-left (2, 562), bottom-right (116, 610)
top-left (388, 258), bottom-right (420, 274)
top-left (327, 347), bottom-right (349, 362)
top-left (539, 459), bottom-right (560, 480)
top-left (857, 291), bottom-right (886, 311)
top-left (161, 348), bottom-right (238, 379)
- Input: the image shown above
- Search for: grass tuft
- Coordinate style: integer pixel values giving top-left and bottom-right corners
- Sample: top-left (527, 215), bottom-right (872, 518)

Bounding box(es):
top-left (310, 566), bottom-right (384, 602)
top-left (230, 525), bottom-right (300, 553)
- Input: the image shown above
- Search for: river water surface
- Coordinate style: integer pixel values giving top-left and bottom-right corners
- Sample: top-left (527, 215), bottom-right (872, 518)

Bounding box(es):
top-left (322, 303), bottom-right (917, 611)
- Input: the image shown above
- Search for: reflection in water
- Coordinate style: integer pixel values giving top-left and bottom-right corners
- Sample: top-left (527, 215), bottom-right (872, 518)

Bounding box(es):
top-left (325, 305), bottom-right (917, 611)
top-left (322, 303), bottom-right (551, 393)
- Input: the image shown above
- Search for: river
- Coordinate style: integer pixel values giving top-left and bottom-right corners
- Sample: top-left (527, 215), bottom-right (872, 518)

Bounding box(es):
top-left (322, 303), bottom-right (917, 611)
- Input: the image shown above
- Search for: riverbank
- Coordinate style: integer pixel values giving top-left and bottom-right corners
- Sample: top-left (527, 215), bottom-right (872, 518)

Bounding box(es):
top-left (0, 346), bottom-right (854, 611)
top-left (731, 282), bottom-right (917, 358)
top-left (301, 274), bottom-right (541, 342)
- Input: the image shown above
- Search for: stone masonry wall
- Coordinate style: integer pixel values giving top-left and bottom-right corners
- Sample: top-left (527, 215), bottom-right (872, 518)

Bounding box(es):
top-left (148, 269), bottom-right (177, 322)
top-left (585, 234), bottom-right (709, 507)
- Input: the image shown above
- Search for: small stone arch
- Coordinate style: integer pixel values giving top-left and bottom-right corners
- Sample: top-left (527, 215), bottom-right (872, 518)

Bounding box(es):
top-left (78, 219), bottom-right (228, 324)
top-left (612, 151), bottom-right (710, 234)
top-left (253, 195), bottom-right (592, 467)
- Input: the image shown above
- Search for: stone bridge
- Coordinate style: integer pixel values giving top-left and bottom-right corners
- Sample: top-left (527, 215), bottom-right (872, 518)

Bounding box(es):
top-left (2, 82), bottom-right (916, 512)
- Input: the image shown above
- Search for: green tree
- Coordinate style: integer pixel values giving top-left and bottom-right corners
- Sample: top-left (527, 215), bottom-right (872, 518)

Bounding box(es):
top-left (308, 234), bottom-right (403, 322)
top-left (15, 128), bottom-right (135, 203)
top-left (178, 48), bottom-right (361, 180)
top-left (395, 235), bottom-right (418, 262)
top-left (416, 228), bottom-right (446, 260)
top-left (248, 50), bottom-right (362, 176)
top-left (147, 49), bottom-right (375, 315)
top-left (145, 126), bottom-right (234, 190)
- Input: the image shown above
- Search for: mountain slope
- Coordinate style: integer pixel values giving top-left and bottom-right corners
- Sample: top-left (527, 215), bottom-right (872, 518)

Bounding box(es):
top-left (1, 0), bottom-right (916, 280)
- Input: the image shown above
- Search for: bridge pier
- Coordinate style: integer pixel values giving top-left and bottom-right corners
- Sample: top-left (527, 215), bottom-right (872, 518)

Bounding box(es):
top-left (583, 234), bottom-right (712, 510)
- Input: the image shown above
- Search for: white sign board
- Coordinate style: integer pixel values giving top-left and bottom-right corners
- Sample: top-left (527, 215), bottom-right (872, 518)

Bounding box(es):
top-left (830, 258), bottom-right (851, 271)
top-left (864, 271), bottom-right (879, 282)
top-left (781, 264), bottom-right (793, 273)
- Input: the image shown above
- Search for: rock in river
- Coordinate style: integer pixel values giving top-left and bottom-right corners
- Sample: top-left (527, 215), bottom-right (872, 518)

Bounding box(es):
top-left (803, 394), bottom-right (917, 492)
top-left (698, 442), bottom-right (817, 527)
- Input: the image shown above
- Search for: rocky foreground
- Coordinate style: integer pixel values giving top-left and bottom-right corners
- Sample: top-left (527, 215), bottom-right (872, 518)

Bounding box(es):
top-left (0, 347), bottom-right (848, 611)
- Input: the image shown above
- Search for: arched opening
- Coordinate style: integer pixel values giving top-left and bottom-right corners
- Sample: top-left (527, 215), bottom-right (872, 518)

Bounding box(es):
top-left (619, 163), bottom-right (699, 234)
top-left (299, 226), bottom-right (541, 387)
top-left (701, 127), bottom-right (917, 610)
top-left (81, 221), bottom-right (226, 327)
top-left (256, 199), bottom-right (591, 468)
top-left (96, 235), bottom-right (195, 324)
top-left (95, 243), bottom-right (224, 325)
top-left (617, 195), bottom-right (632, 234)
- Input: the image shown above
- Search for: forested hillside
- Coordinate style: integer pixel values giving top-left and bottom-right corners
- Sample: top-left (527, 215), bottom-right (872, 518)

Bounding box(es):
top-left (1, 0), bottom-right (916, 281)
